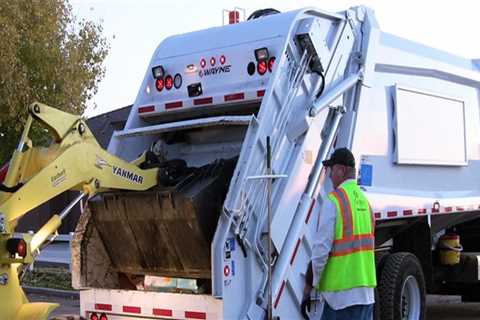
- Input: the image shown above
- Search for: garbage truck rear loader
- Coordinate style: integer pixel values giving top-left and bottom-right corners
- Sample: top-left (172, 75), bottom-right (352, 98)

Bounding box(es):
top-left (73, 6), bottom-right (480, 319)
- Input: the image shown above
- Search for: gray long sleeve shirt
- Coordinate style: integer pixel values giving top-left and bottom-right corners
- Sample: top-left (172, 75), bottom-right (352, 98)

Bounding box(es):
top-left (311, 179), bottom-right (374, 310)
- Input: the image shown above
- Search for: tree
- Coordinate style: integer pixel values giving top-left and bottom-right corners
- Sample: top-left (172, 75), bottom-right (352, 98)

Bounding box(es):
top-left (0, 0), bottom-right (109, 163)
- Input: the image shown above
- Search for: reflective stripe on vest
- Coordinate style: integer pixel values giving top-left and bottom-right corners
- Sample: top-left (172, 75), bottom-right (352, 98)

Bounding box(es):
top-left (329, 188), bottom-right (374, 257)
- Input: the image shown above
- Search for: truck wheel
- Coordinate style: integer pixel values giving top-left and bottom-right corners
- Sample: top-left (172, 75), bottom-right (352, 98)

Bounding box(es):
top-left (374, 251), bottom-right (389, 320)
top-left (378, 252), bottom-right (426, 320)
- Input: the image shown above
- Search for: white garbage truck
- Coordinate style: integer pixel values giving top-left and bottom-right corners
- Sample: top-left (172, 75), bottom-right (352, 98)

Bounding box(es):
top-left (72, 6), bottom-right (480, 320)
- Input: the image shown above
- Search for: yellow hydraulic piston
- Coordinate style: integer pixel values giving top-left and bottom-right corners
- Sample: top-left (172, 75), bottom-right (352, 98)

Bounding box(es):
top-left (0, 102), bottom-right (159, 320)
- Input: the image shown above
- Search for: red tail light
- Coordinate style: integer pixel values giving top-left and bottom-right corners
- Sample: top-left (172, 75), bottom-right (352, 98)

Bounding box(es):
top-left (0, 163), bottom-right (8, 184)
top-left (99, 313), bottom-right (108, 320)
top-left (268, 57), bottom-right (275, 72)
top-left (165, 75), bottom-right (173, 90)
top-left (6, 238), bottom-right (27, 258)
top-left (200, 58), bottom-right (206, 68)
top-left (138, 106), bottom-right (155, 114)
top-left (220, 55), bottom-right (226, 65)
top-left (257, 60), bottom-right (267, 75)
top-left (210, 57), bottom-right (216, 66)
top-left (155, 78), bottom-right (164, 91)
top-left (90, 313), bottom-right (98, 320)
top-left (17, 240), bottom-right (26, 257)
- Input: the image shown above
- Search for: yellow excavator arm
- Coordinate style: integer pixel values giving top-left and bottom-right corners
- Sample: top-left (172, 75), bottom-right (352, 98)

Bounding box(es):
top-left (0, 102), bottom-right (158, 320)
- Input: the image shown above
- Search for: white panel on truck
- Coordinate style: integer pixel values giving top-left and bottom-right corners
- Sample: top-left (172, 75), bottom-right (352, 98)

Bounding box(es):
top-left (394, 85), bottom-right (467, 166)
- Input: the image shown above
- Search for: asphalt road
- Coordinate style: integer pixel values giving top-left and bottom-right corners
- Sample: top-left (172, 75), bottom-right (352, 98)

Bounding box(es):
top-left (26, 293), bottom-right (480, 320)
top-left (27, 293), bottom-right (80, 319)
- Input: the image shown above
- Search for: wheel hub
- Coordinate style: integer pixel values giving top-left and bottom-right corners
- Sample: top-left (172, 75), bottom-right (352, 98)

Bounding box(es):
top-left (400, 275), bottom-right (421, 320)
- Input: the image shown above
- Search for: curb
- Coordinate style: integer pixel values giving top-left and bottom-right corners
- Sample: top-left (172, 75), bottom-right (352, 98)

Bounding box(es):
top-left (23, 286), bottom-right (79, 299)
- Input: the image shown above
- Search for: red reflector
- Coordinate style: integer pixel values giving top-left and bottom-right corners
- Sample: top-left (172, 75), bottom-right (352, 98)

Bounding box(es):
top-left (90, 313), bottom-right (99, 320)
top-left (228, 10), bottom-right (239, 24)
top-left (403, 210), bottom-right (413, 216)
top-left (200, 59), bottom-right (206, 68)
top-left (0, 163), bottom-right (8, 184)
top-left (95, 304), bottom-right (112, 311)
top-left (123, 306), bottom-right (141, 314)
top-left (165, 75), bottom-right (173, 90)
top-left (165, 101), bottom-right (183, 109)
top-left (210, 57), bottom-right (216, 66)
top-left (155, 78), bottom-right (164, 91)
top-left (193, 97), bottom-right (213, 106)
top-left (224, 265), bottom-right (230, 277)
top-left (257, 61), bottom-right (267, 75)
top-left (305, 199), bottom-right (316, 224)
top-left (374, 212), bottom-right (381, 219)
top-left (138, 106), bottom-right (155, 113)
top-left (290, 239), bottom-right (301, 265)
top-left (274, 281), bottom-right (286, 308)
top-left (224, 92), bottom-right (244, 102)
top-left (185, 311), bottom-right (206, 319)
top-left (268, 57), bottom-right (275, 72)
top-left (418, 208), bottom-right (427, 214)
top-left (257, 90), bottom-right (265, 98)
top-left (387, 211), bottom-right (398, 217)
top-left (220, 55), bottom-right (226, 65)
top-left (153, 308), bottom-right (173, 317)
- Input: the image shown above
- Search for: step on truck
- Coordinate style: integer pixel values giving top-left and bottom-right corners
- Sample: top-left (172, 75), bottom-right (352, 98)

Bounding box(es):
top-left (71, 6), bottom-right (480, 320)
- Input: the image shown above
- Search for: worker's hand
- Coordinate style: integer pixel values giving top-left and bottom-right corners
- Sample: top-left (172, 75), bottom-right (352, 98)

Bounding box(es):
top-left (300, 296), bottom-right (311, 319)
top-left (301, 282), bottom-right (312, 319)
top-left (301, 261), bottom-right (313, 319)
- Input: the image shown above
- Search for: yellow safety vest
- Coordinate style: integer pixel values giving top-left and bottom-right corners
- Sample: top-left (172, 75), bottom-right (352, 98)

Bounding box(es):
top-left (316, 180), bottom-right (376, 292)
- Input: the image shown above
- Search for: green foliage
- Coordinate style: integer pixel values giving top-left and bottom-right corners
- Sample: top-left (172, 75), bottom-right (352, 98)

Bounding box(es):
top-left (22, 266), bottom-right (73, 290)
top-left (0, 0), bottom-right (108, 163)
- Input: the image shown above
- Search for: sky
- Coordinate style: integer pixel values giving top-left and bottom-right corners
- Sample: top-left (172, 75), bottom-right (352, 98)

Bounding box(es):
top-left (71, 0), bottom-right (480, 117)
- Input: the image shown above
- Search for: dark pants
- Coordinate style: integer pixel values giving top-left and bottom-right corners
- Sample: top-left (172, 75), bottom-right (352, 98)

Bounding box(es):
top-left (321, 302), bottom-right (373, 320)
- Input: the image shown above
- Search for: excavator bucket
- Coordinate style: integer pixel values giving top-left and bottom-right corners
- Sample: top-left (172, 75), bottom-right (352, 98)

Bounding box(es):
top-left (73, 158), bottom-right (236, 289)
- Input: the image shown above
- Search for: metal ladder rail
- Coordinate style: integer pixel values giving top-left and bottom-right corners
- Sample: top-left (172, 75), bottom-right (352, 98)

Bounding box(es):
top-left (213, 41), bottom-right (318, 315)
top-left (235, 15), bottom-right (356, 314)
top-left (221, 12), bottom-right (332, 234)
top-left (225, 34), bottom-right (315, 249)
top-left (236, 47), bottom-right (313, 245)
top-left (251, 47), bottom-right (329, 305)
top-left (269, 73), bottom-right (363, 316)
top-left (268, 13), bottom-right (363, 310)
top-left (226, 52), bottom-right (317, 311)
top-left (271, 71), bottom-right (363, 311)
top-left (213, 8), bottom-right (355, 308)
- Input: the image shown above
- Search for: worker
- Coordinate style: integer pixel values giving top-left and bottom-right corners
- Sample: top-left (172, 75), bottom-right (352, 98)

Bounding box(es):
top-left (301, 147), bottom-right (376, 320)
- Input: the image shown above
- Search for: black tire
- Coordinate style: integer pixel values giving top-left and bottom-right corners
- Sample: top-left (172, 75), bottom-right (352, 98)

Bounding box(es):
top-left (374, 251), bottom-right (390, 320)
top-left (374, 287), bottom-right (381, 320)
top-left (378, 252), bottom-right (426, 320)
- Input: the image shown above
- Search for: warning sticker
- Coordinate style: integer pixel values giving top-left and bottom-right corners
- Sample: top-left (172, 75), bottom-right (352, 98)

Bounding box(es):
top-left (224, 238), bottom-right (235, 261)
top-left (359, 164), bottom-right (373, 187)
